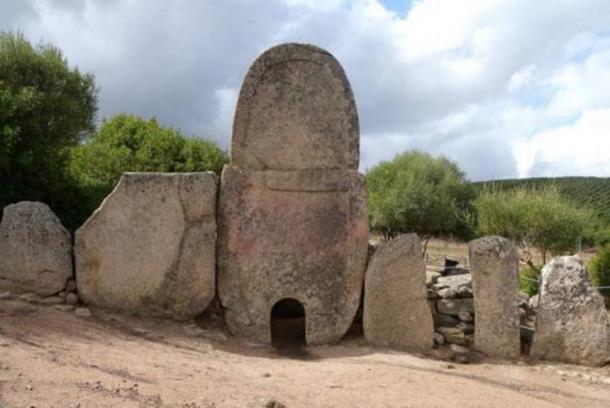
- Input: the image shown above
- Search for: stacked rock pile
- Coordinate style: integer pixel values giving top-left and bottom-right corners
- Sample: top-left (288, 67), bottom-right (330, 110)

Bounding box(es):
top-left (519, 292), bottom-right (538, 351)
top-left (427, 268), bottom-right (475, 349)
top-left (0, 279), bottom-right (83, 313)
top-left (520, 293), bottom-right (538, 327)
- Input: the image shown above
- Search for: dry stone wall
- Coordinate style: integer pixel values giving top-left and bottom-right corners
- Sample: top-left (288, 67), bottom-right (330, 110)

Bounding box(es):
top-left (428, 269), bottom-right (475, 350)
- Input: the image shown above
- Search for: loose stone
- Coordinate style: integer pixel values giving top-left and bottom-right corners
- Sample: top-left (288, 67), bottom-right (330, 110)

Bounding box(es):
top-left (65, 293), bottom-right (79, 305)
top-left (74, 307), bottom-right (92, 318)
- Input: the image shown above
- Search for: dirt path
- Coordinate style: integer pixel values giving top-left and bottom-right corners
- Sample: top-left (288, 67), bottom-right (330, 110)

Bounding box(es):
top-left (1, 298), bottom-right (609, 407)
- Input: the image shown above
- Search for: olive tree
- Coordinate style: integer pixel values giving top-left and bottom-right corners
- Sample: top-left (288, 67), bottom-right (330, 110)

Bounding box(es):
top-left (366, 150), bottom-right (475, 252)
top-left (475, 186), bottom-right (594, 269)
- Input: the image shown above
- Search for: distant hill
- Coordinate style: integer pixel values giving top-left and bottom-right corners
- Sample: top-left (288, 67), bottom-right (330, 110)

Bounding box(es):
top-left (472, 177), bottom-right (610, 225)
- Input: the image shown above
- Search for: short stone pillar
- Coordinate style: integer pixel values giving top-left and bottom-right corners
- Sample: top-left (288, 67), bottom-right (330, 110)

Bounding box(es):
top-left (363, 234), bottom-right (433, 351)
top-left (469, 236), bottom-right (520, 358)
top-left (531, 256), bottom-right (610, 366)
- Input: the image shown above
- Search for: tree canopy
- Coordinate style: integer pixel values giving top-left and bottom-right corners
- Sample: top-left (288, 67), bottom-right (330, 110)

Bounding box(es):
top-left (0, 31), bottom-right (97, 222)
top-left (474, 186), bottom-right (594, 267)
top-left (1, 32), bottom-right (226, 230)
top-left (365, 150), bottom-right (475, 246)
top-left (69, 114), bottom-right (227, 218)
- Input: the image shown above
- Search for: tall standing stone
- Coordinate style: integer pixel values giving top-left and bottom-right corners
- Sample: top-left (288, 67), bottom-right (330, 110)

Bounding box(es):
top-left (218, 43), bottom-right (369, 345)
top-left (531, 256), bottom-right (610, 366)
top-left (0, 202), bottom-right (72, 296)
top-left (363, 234), bottom-right (433, 351)
top-left (75, 173), bottom-right (217, 320)
top-left (469, 236), bottom-right (520, 359)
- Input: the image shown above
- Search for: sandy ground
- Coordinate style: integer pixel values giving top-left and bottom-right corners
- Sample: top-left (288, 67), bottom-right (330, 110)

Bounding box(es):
top-left (1, 298), bottom-right (610, 408)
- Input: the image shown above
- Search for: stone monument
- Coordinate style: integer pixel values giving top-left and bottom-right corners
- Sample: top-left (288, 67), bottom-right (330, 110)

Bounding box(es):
top-left (217, 43), bottom-right (369, 345)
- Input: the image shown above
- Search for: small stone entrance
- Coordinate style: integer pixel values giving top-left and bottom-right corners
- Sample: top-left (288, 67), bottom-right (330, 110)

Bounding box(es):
top-left (270, 298), bottom-right (306, 346)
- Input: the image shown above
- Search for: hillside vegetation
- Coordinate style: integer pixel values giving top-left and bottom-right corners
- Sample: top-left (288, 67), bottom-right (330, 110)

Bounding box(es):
top-left (473, 177), bottom-right (610, 225)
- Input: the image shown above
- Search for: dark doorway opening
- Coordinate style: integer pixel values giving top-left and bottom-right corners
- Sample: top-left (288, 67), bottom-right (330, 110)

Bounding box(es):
top-left (271, 298), bottom-right (306, 347)
top-left (444, 258), bottom-right (459, 275)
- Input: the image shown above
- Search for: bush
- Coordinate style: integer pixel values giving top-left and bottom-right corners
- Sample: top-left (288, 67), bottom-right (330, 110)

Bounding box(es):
top-left (589, 245), bottom-right (610, 299)
top-left (584, 223), bottom-right (610, 247)
top-left (0, 31), bottom-right (97, 226)
top-left (68, 114), bottom-right (227, 228)
top-left (365, 150), bottom-right (475, 246)
top-left (475, 186), bottom-right (595, 266)
top-left (519, 265), bottom-right (540, 297)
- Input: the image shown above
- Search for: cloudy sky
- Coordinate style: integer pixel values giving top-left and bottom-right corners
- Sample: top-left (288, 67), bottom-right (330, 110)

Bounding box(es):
top-left (2, 0), bottom-right (610, 181)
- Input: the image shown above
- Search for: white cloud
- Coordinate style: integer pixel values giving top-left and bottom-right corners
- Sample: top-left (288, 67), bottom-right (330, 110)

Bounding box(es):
top-left (507, 65), bottom-right (537, 92)
top-left (2, 0), bottom-right (610, 180)
top-left (546, 48), bottom-right (610, 118)
top-left (515, 108), bottom-right (610, 178)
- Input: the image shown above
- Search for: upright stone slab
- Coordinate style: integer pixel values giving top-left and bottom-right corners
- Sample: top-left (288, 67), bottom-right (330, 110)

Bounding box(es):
top-left (0, 202), bottom-right (72, 296)
top-left (363, 234), bottom-right (433, 351)
top-left (218, 43), bottom-right (369, 345)
top-left (231, 43), bottom-right (359, 170)
top-left (531, 256), bottom-right (610, 366)
top-left (469, 236), bottom-right (520, 359)
top-left (75, 173), bottom-right (217, 320)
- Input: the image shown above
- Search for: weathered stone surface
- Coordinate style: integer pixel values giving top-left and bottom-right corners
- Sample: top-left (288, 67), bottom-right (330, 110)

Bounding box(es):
top-left (431, 274), bottom-right (472, 299)
top-left (363, 234), bottom-right (434, 351)
top-left (434, 313), bottom-right (459, 327)
top-left (449, 344), bottom-right (469, 355)
top-left (458, 311), bottom-right (473, 323)
top-left (218, 167), bottom-right (368, 344)
top-left (531, 256), bottom-right (610, 366)
top-left (74, 307), bottom-right (91, 318)
top-left (436, 298), bottom-right (474, 316)
top-left (231, 43), bottom-right (359, 171)
top-left (469, 236), bottom-right (520, 359)
top-left (218, 43), bottom-right (368, 346)
top-left (75, 173), bottom-right (217, 320)
top-left (437, 326), bottom-right (467, 345)
top-left (0, 202), bottom-right (72, 296)
top-left (426, 270), bottom-right (441, 287)
top-left (528, 294), bottom-right (539, 310)
top-left (456, 322), bottom-right (474, 334)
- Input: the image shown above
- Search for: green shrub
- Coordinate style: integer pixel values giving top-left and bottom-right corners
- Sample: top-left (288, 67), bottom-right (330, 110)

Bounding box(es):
top-left (589, 245), bottom-right (610, 299)
top-left (68, 114), bottom-right (227, 229)
top-left (365, 150), bottom-right (475, 246)
top-left (0, 31), bottom-right (97, 228)
top-left (585, 224), bottom-right (610, 247)
top-left (519, 265), bottom-right (540, 297)
top-left (475, 186), bottom-right (595, 264)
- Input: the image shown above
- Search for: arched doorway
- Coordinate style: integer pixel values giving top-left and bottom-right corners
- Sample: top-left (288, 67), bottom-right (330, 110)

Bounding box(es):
top-left (270, 298), bottom-right (306, 346)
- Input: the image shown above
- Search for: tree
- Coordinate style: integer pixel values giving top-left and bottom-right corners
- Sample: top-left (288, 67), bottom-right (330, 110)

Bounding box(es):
top-left (69, 114), bottom-right (227, 220)
top-left (365, 150), bottom-right (475, 251)
top-left (0, 31), bottom-right (98, 224)
top-left (474, 186), bottom-right (594, 270)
